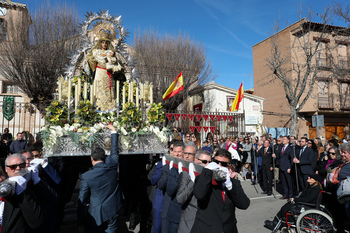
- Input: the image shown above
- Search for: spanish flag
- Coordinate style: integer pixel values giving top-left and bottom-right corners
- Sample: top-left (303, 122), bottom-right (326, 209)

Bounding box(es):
top-left (230, 82), bottom-right (244, 111)
top-left (162, 71), bottom-right (184, 101)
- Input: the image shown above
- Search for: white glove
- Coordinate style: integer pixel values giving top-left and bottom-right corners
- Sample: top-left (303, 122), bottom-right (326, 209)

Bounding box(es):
top-left (8, 176), bottom-right (27, 195)
top-left (206, 162), bottom-right (220, 170)
top-left (169, 160), bottom-right (174, 169)
top-left (28, 166), bottom-right (41, 185)
top-left (220, 167), bottom-right (232, 190)
top-left (189, 163), bottom-right (196, 182)
top-left (178, 162), bottom-right (183, 174)
top-left (162, 155), bottom-right (166, 166)
top-left (30, 158), bottom-right (46, 168)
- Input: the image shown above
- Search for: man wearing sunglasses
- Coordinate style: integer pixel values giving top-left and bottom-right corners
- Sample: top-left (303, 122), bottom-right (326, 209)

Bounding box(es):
top-left (176, 150), bottom-right (211, 233)
top-left (191, 149), bottom-right (250, 233)
top-left (2, 153), bottom-right (44, 232)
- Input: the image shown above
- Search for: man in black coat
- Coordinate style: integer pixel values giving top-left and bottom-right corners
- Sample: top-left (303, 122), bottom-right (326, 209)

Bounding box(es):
top-left (260, 140), bottom-right (273, 195)
top-left (2, 153), bottom-right (44, 233)
top-left (293, 137), bottom-right (314, 190)
top-left (276, 136), bottom-right (294, 200)
top-left (190, 149), bottom-right (250, 233)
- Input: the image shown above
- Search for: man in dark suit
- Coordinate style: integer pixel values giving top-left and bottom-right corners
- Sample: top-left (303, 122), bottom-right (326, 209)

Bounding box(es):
top-left (176, 150), bottom-right (211, 233)
top-left (276, 136), bottom-right (294, 201)
top-left (293, 137), bottom-right (314, 190)
top-left (191, 149), bottom-right (250, 233)
top-left (79, 125), bottom-right (121, 233)
top-left (260, 140), bottom-right (273, 196)
top-left (2, 153), bottom-right (44, 233)
top-left (159, 140), bottom-right (184, 233)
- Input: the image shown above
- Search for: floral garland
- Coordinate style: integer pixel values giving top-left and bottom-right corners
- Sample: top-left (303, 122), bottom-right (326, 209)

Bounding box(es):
top-left (41, 100), bottom-right (170, 151)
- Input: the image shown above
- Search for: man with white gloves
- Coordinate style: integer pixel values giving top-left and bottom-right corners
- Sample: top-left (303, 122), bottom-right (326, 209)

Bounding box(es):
top-left (176, 150), bottom-right (211, 233)
top-left (1, 153), bottom-right (44, 233)
top-left (190, 149), bottom-right (250, 233)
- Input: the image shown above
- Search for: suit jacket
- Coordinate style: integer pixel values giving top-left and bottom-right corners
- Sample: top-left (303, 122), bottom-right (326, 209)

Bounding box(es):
top-left (259, 146), bottom-right (273, 169)
top-left (276, 144), bottom-right (294, 172)
top-left (2, 188), bottom-right (44, 233)
top-left (79, 133), bottom-right (121, 226)
top-left (151, 161), bottom-right (164, 211)
top-left (176, 171), bottom-right (197, 233)
top-left (298, 146), bottom-right (314, 175)
top-left (165, 167), bottom-right (181, 224)
top-left (191, 168), bottom-right (250, 233)
top-left (159, 164), bottom-right (170, 219)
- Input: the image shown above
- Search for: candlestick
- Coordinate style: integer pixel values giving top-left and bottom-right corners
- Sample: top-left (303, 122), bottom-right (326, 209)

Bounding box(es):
top-left (83, 82), bottom-right (87, 101)
top-left (116, 81), bottom-right (120, 104)
top-left (58, 83), bottom-right (62, 101)
top-left (123, 86), bottom-right (126, 108)
top-left (67, 79), bottom-right (71, 108)
top-left (136, 85), bottom-right (139, 108)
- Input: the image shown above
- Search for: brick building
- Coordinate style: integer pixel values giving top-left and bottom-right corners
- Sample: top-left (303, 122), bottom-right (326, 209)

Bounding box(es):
top-left (253, 18), bottom-right (350, 141)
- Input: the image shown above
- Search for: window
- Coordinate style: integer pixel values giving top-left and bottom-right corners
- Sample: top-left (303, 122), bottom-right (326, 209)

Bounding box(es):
top-left (340, 82), bottom-right (350, 109)
top-left (338, 44), bottom-right (348, 69)
top-left (318, 80), bottom-right (330, 108)
top-left (317, 42), bottom-right (330, 67)
top-left (0, 18), bottom-right (6, 41)
top-left (3, 83), bottom-right (22, 94)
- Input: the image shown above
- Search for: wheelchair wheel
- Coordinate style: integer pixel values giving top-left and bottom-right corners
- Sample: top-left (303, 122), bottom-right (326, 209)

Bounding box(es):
top-left (296, 209), bottom-right (335, 233)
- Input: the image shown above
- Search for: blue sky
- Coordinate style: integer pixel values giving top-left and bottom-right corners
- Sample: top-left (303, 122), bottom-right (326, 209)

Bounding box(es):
top-left (24, 0), bottom-right (348, 90)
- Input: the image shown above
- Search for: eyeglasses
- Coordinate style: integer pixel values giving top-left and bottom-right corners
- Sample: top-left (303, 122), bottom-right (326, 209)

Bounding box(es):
top-left (197, 158), bottom-right (211, 164)
top-left (6, 163), bottom-right (26, 170)
top-left (169, 147), bottom-right (174, 151)
top-left (184, 152), bottom-right (196, 156)
top-left (213, 159), bottom-right (229, 167)
top-left (329, 152), bottom-right (336, 155)
top-left (186, 135), bottom-right (190, 137)
top-left (308, 142), bottom-right (312, 144)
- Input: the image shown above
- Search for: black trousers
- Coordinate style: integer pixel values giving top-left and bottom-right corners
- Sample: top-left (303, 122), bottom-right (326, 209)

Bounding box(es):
top-left (262, 165), bottom-right (273, 192)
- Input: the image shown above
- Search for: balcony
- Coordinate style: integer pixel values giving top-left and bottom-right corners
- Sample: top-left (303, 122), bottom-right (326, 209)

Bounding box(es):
top-left (317, 57), bottom-right (331, 69)
top-left (318, 94), bottom-right (334, 109)
top-left (338, 55), bottom-right (349, 70)
top-left (340, 95), bottom-right (350, 110)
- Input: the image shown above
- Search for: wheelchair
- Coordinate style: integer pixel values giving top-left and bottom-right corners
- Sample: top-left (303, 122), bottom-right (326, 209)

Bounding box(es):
top-left (271, 191), bottom-right (336, 233)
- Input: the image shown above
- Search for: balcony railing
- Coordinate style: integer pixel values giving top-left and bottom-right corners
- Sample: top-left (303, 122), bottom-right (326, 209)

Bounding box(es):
top-left (340, 95), bottom-right (350, 110)
top-left (318, 94), bottom-right (334, 109)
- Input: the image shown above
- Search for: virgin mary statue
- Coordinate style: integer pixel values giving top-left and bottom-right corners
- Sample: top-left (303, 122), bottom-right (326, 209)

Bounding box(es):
top-left (84, 22), bottom-right (125, 111)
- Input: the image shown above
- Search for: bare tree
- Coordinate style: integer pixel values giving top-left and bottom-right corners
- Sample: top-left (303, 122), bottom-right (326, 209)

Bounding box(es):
top-left (0, 1), bottom-right (80, 113)
top-left (265, 7), bottom-right (332, 136)
top-left (133, 29), bottom-right (216, 111)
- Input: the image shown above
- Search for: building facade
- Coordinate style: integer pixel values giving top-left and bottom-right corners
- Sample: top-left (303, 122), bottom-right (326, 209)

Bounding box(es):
top-left (253, 18), bottom-right (350, 141)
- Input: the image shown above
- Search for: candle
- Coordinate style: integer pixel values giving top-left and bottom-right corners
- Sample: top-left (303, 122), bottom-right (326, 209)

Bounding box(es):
top-left (90, 83), bottom-right (94, 105)
top-left (130, 82), bottom-right (133, 103)
top-left (116, 81), bottom-right (120, 104)
top-left (122, 86), bottom-right (126, 108)
top-left (78, 78), bottom-right (82, 98)
top-left (136, 85), bottom-right (139, 108)
top-left (67, 79), bottom-right (71, 108)
top-left (58, 83), bottom-right (62, 101)
top-left (83, 82), bottom-right (87, 101)
top-left (75, 83), bottom-right (78, 111)
top-left (150, 84), bottom-right (153, 104)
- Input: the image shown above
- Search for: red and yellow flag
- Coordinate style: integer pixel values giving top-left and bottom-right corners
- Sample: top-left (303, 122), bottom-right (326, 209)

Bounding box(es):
top-left (230, 82), bottom-right (244, 111)
top-left (162, 71), bottom-right (184, 101)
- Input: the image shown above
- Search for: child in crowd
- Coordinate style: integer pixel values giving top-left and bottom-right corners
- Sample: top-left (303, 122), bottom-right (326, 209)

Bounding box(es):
top-left (241, 163), bottom-right (254, 181)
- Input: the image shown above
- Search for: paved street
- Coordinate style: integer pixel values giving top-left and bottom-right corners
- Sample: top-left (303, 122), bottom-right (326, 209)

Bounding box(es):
top-left (60, 178), bottom-right (287, 233)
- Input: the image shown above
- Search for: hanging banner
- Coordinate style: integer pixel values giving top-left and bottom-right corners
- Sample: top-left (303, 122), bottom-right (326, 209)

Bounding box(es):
top-left (189, 126), bottom-right (196, 132)
top-left (166, 113), bottom-right (173, 121)
top-left (174, 114), bottom-right (181, 121)
top-left (195, 114), bottom-right (202, 121)
top-left (203, 126), bottom-right (209, 132)
top-left (181, 114), bottom-right (187, 121)
top-left (216, 115), bottom-right (222, 121)
top-left (222, 115), bottom-right (228, 121)
top-left (209, 126), bottom-right (216, 133)
top-left (3, 95), bottom-right (15, 121)
top-left (202, 115), bottom-right (209, 121)
top-left (209, 115), bottom-right (216, 121)
top-left (188, 114), bottom-right (195, 121)
top-left (195, 126), bottom-right (202, 132)
top-left (228, 115), bottom-right (234, 122)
